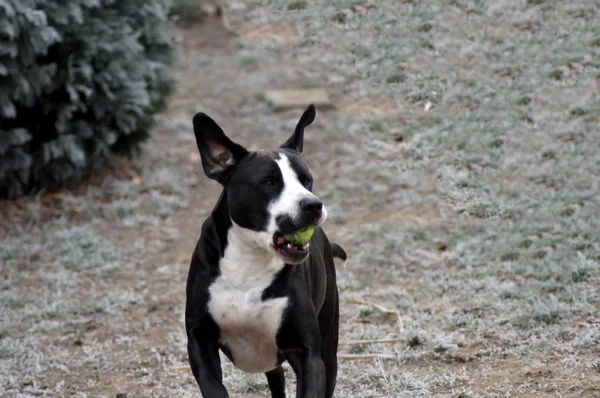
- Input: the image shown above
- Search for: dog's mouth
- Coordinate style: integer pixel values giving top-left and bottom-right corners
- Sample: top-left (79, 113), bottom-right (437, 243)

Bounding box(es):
top-left (272, 231), bottom-right (310, 264)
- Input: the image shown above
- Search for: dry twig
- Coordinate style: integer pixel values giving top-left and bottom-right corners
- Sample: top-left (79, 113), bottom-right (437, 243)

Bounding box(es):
top-left (339, 338), bottom-right (403, 346)
top-left (338, 354), bottom-right (396, 360)
top-left (347, 298), bottom-right (404, 332)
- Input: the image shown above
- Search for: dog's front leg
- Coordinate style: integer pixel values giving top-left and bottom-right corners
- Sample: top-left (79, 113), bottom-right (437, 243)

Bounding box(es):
top-left (187, 328), bottom-right (229, 398)
top-left (285, 347), bottom-right (326, 398)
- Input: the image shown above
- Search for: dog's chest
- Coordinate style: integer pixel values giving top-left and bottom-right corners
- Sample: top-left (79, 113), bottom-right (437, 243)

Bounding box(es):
top-left (207, 251), bottom-right (287, 373)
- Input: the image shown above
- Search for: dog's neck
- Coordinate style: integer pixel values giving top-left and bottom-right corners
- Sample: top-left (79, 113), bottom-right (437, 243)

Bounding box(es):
top-left (212, 191), bottom-right (285, 285)
top-left (225, 222), bottom-right (279, 262)
top-left (219, 223), bottom-right (285, 289)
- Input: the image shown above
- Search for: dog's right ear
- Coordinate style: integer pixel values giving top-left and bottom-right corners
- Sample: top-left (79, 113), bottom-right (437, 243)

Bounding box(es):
top-left (193, 112), bottom-right (248, 182)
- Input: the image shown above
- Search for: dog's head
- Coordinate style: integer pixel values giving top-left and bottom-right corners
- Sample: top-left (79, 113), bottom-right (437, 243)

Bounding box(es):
top-left (193, 105), bottom-right (326, 264)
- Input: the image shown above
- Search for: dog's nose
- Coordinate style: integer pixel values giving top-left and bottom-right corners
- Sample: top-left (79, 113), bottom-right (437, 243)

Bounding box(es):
top-left (300, 198), bottom-right (322, 219)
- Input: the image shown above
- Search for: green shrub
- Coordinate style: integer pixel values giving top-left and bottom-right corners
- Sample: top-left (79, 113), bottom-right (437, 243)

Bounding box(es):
top-left (0, 0), bottom-right (174, 198)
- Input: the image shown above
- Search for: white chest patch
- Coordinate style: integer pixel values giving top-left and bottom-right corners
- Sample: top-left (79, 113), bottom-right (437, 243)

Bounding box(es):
top-left (207, 225), bottom-right (288, 373)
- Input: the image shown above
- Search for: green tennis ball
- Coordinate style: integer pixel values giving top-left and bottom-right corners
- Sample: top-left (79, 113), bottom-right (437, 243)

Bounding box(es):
top-left (283, 225), bottom-right (315, 244)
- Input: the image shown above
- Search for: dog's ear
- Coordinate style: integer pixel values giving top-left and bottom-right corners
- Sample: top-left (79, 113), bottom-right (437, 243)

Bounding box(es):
top-left (280, 104), bottom-right (316, 154)
top-left (193, 112), bottom-right (248, 182)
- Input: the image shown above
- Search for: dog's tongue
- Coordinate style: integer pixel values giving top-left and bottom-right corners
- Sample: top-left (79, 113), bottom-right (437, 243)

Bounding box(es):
top-left (276, 235), bottom-right (286, 246)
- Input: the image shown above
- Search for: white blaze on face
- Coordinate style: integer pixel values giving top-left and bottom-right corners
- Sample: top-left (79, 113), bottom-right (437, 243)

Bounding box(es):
top-left (229, 153), bottom-right (328, 253)
top-left (267, 154), bottom-right (327, 231)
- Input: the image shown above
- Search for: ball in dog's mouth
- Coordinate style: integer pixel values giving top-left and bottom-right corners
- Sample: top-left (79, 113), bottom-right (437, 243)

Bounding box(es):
top-left (272, 231), bottom-right (311, 264)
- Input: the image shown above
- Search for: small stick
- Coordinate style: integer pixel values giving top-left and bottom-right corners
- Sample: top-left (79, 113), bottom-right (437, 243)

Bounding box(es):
top-left (338, 354), bottom-right (395, 360)
top-left (172, 366), bottom-right (191, 372)
top-left (339, 338), bottom-right (403, 346)
top-left (347, 299), bottom-right (404, 332)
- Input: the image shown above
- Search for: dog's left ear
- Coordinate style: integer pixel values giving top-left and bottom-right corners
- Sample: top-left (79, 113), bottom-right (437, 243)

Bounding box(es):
top-left (280, 104), bottom-right (316, 154)
top-left (193, 112), bottom-right (248, 182)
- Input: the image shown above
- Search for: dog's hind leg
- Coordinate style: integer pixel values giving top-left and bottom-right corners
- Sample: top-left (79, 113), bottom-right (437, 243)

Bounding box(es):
top-left (319, 243), bottom-right (346, 398)
top-left (265, 366), bottom-right (286, 398)
top-left (319, 287), bottom-right (339, 398)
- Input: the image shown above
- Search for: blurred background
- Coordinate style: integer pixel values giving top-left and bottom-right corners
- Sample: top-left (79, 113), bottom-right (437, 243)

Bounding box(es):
top-left (1, 1), bottom-right (598, 397)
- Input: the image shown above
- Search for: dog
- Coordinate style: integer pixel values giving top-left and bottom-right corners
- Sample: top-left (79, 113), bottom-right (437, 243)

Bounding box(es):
top-left (185, 104), bottom-right (346, 398)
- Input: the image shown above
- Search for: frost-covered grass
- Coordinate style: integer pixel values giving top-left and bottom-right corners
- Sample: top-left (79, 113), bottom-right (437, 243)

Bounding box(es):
top-left (1, 0), bottom-right (599, 396)
top-left (220, 0), bottom-right (600, 395)
top-left (0, 110), bottom-right (194, 395)
top-left (0, 224), bottom-right (144, 391)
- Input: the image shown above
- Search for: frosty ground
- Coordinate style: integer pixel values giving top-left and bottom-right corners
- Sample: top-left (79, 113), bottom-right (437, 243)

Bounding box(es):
top-left (1, 1), bottom-right (599, 397)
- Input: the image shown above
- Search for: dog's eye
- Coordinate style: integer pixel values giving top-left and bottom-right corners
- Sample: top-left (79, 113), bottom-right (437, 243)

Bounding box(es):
top-left (302, 178), bottom-right (312, 187)
top-left (262, 177), bottom-right (277, 186)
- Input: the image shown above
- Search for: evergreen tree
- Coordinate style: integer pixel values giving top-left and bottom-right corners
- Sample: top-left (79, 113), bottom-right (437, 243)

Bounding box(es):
top-left (0, 0), bottom-right (174, 198)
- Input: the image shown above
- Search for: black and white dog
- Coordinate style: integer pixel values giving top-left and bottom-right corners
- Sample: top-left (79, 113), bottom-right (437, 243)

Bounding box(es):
top-left (185, 105), bottom-right (346, 398)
